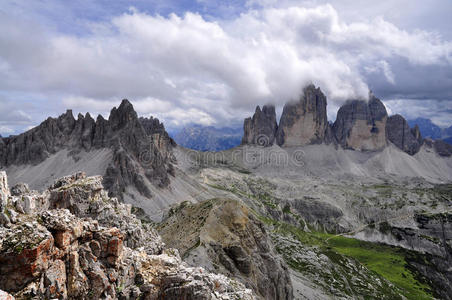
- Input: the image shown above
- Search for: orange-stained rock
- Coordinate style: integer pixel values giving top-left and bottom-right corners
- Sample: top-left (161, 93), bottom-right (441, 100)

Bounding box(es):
top-left (0, 231), bottom-right (54, 292)
top-left (43, 259), bottom-right (67, 299)
top-left (54, 230), bottom-right (72, 249)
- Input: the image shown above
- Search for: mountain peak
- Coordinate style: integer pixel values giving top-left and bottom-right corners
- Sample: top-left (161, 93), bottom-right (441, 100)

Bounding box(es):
top-left (109, 99), bottom-right (138, 129)
top-left (276, 85), bottom-right (328, 147)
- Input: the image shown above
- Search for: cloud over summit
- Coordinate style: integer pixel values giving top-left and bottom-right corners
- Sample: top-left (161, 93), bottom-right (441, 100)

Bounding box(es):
top-left (0, 1), bottom-right (451, 134)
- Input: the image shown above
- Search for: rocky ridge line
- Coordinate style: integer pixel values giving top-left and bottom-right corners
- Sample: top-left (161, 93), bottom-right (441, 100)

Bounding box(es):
top-left (241, 85), bottom-right (451, 157)
top-left (0, 100), bottom-right (175, 200)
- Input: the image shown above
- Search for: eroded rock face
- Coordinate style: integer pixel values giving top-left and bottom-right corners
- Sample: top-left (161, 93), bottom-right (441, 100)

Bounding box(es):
top-left (333, 95), bottom-right (388, 151)
top-left (386, 114), bottom-right (423, 155)
top-left (242, 105), bottom-right (278, 146)
top-left (159, 198), bottom-right (293, 300)
top-left (46, 172), bottom-right (164, 254)
top-left (276, 85), bottom-right (328, 147)
top-left (0, 171), bottom-right (9, 212)
top-left (0, 172), bottom-right (255, 300)
top-left (0, 100), bottom-right (175, 201)
top-left (433, 140), bottom-right (452, 157)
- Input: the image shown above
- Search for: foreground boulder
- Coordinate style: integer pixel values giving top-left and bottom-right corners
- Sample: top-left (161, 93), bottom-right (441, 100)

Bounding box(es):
top-left (159, 198), bottom-right (293, 300)
top-left (333, 94), bottom-right (388, 151)
top-left (242, 105), bottom-right (278, 146)
top-left (0, 173), bottom-right (255, 299)
top-left (276, 85), bottom-right (329, 147)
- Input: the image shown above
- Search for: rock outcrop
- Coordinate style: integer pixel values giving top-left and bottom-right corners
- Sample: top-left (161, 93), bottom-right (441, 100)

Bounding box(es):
top-left (0, 100), bottom-right (175, 200)
top-left (386, 114), bottom-right (423, 155)
top-left (139, 116), bottom-right (176, 161)
top-left (0, 172), bottom-right (255, 299)
top-left (159, 198), bottom-right (293, 300)
top-left (432, 139), bottom-right (452, 157)
top-left (242, 105), bottom-right (278, 146)
top-left (276, 85), bottom-right (328, 147)
top-left (0, 171), bottom-right (9, 212)
top-left (332, 94), bottom-right (388, 151)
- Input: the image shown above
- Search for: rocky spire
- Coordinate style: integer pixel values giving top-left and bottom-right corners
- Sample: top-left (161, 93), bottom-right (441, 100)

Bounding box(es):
top-left (109, 99), bottom-right (138, 130)
top-left (386, 114), bottom-right (423, 155)
top-left (242, 104), bottom-right (278, 146)
top-left (0, 99), bottom-right (175, 200)
top-left (276, 84), bottom-right (328, 147)
top-left (332, 95), bottom-right (388, 151)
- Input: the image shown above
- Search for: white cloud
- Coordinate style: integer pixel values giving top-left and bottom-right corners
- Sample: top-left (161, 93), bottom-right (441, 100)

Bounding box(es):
top-left (0, 3), bottom-right (451, 128)
top-left (385, 99), bottom-right (452, 127)
top-left (0, 126), bottom-right (14, 135)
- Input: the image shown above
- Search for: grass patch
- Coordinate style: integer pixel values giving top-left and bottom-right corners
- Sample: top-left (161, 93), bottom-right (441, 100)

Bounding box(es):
top-left (259, 215), bottom-right (435, 300)
top-left (328, 236), bottom-right (434, 300)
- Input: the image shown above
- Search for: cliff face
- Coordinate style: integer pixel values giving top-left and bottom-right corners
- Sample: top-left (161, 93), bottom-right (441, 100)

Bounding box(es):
top-left (242, 105), bottom-right (278, 146)
top-left (0, 100), bottom-right (175, 200)
top-left (332, 95), bottom-right (388, 151)
top-left (276, 85), bottom-right (328, 147)
top-left (159, 198), bottom-right (293, 300)
top-left (387, 114), bottom-right (423, 155)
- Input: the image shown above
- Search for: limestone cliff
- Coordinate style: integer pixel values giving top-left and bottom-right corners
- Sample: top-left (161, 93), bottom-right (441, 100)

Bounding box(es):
top-left (242, 105), bottom-right (278, 146)
top-left (386, 114), bottom-right (423, 155)
top-left (158, 198), bottom-right (293, 300)
top-left (332, 94), bottom-right (388, 151)
top-left (276, 85), bottom-right (328, 147)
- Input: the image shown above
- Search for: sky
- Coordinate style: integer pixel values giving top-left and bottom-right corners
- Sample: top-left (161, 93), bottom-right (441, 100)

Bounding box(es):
top-left (1, 0), bottom-right (452, 136)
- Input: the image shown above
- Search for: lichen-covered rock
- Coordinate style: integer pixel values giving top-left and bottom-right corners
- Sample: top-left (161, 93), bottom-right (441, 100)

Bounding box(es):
top-left (10, 182), bottom-right (30, 196)
top-left (0, 222), bottom-right (54, 292)
top-left (47, 172), bottom-right (164, 254)
top-left (276, 85), bottom-right (328, 147)
top-left (159, 198), bottom-right (293, 300)
top-left (43, 259), bottom-right (67, 299)
top-left (333, 94), bottom-right (388, 151)
top-left (242, 105), bottom-right (278, 146)
top-left (386, 114), bottom-right (423, 155)
top-left (0, 172), bottom-right (256, 299)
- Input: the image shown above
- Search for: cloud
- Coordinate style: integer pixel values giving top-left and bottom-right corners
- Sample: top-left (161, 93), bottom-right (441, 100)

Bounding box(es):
top-left (0, 126), bottom-right (14, 136)
top-left (385, 99), bottom-right (452, 127)
top-left (0, 2), bottom-right (451, 129)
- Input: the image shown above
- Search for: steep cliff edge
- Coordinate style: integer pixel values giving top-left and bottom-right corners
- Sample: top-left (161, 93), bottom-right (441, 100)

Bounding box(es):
top-left (242, 105), bottom-right (278, 146)
top-left (276, 85), bottom-right (329, 147)
top-left (386, 114), bottom-right (423, 155)
top-left (158, 198), bottom-right (293, 300)
top-left (332, 94), bottom-right (388, 151)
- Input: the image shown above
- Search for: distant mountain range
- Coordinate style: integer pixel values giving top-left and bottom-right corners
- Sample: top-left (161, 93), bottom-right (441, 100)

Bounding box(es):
top-left (170, 116), bottom-right (452, 152)
top-left (407, 117), bottom-right (452, 145)
top-left (171, 125), bottom-right (242, 151)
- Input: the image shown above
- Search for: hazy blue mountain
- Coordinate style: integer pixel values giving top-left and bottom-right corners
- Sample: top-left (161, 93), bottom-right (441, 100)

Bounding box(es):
top-left (407, 118), bottom-right (442, 139)
top-left (443, 136), bottom-right (452, 145)
top-left (171, 125), bottom-right (242, 151)
top-left (443, 125), bottom-right (452, 137)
